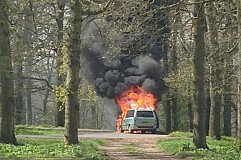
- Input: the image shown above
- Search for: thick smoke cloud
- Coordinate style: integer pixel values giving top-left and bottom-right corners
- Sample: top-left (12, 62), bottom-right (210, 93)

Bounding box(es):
top-left (81, 18), bottom-right (168, 101)
top-left (82, 48), bottom-right (167, 101)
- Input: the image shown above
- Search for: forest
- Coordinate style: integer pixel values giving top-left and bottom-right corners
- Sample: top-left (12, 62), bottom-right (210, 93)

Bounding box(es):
top-left (1, 0), bottom-right (241, 157)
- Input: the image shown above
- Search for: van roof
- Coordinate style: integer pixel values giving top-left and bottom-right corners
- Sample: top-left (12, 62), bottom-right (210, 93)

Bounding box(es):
top-left (128, 108), bottom-right (154, 111)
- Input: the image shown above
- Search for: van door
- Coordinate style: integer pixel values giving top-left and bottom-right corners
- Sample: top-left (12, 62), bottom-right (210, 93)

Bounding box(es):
top-left (121, 110), bottom-right (135, 130)
top-left (135, 110), bottom-right (156, 128)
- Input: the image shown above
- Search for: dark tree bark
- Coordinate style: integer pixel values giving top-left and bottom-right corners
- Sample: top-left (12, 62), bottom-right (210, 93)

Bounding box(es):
top-left (56, 0), bottom-right (66, 127)
top-left (188, 101), bottom-right (193, 132)
top-left (91, 105), bottom-right (97, 128)
top-left (222, 2), bottom-right (234, 136)
top-left (162, 30), bottom-right (171, 132)
top-left (25, 79), bottom-right (32, 125)
top-left (64, 0), bottom-right (82, 145)
top-left (170, 7), bottom-right (180, 131)
top-left (223, 95), bottom-right (232, 136)
top-left (237, 0), bottom-right (241, 149)
top-left (15, 64), bottom-right (24, 124)
top-left (192, 0), bottom-right (208, 149)
top-left (0, 0), bottom-right (17, 144)
top-left (164, 93), bottom-right (171, 133)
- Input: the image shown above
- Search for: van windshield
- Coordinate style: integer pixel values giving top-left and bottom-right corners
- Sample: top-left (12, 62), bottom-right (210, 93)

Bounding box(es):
top-left (136, 111), bottom-right (154, 117)
top-left (126, 110), bottom-right (134, 118)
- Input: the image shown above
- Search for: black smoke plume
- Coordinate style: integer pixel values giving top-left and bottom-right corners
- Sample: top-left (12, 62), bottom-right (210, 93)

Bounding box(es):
top-left (82, 47), bottom-right (167, 101)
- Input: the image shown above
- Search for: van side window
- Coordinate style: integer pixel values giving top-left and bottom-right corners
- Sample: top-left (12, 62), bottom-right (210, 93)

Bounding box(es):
top-left (126, 110), bottom-right (134, 118)
top-left (137, 111), bottom-right (154, 117)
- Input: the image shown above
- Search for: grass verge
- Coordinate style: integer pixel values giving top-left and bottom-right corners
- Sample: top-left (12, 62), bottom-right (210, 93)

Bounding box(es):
top-left (0, 138), bottom-right (108, 159)
top-left (15, 125), bottom-right (64, 135)
top-left (157, 131), bottom-right (241, 160)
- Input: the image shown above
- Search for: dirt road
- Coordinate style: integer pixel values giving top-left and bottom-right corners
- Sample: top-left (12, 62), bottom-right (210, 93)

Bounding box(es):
top-left (16, 129), bottom-right (168, 139)
top-left (17, 130), bottom-right (192, 160)
top-left (97, 133), bottom-right (191, 160)
top-left (77, 130), bottom-right (192, 160)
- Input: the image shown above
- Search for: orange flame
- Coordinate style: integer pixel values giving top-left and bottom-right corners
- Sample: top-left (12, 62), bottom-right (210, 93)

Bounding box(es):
top-left (115, 86), bottom-right (157, 132)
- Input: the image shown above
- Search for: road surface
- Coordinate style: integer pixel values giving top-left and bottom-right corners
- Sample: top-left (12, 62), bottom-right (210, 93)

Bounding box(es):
top-left (16, 129), bottom-right (169, 139)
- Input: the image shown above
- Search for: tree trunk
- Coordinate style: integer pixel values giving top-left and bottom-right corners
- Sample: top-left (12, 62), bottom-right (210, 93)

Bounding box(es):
top-left (206, 2), bottom-right (221, 140)
top-left (192, 0), bottom-right (208, 149)
top-left (223, 2), bottom-right (234, 137)
top-left (237, 0), bottom-right (241, 149)
top-left (15, 64), bottom-right (24, 124)
top-left (164, 93), bottom-right (171, 133)
top-left (64, 0), bottom-right (82, 145)
top-left (0, 0), bottom-right (17, 144)
top-left (22, 6), bottom-right (33, 125)
top-left (25, 79), bottom-right (32, 125)
top-left (43, 89), bottom-right (50, 116)
top-left (56, 0), bottom-right (66, 127)
top-left (223, 94), bottom-right (231, 136)
top-left (171, 93), bottom-right (178, 131)
top-left (162, 38), bottom-right (171, 132)
top-left (43, 53), bottom-right (53, 117)
top-left (170, 8), bottom-right (179, 131)
top-left (188, 101), bottom-right (193, 132)
top-left (91, 105), bottom-right (97, 128)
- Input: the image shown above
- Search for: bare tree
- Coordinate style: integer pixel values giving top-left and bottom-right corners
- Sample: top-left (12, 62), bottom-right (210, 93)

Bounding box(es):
top-left (206, 1), bottom-right (221, 140)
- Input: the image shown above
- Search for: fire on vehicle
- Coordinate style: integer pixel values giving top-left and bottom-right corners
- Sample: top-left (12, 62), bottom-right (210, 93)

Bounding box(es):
top-left (116, 86), bottom-right (159, 133)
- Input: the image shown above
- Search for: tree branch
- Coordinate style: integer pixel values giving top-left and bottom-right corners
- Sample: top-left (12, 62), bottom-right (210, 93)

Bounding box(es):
top-left (82, 0), bottom-right (113, 15)
top-left (19, 75), bottom-right (53, 90)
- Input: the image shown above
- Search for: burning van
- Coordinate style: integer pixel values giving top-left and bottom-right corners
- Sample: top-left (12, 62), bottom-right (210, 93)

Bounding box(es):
top-left (119, 108), bottom-right (159, 134)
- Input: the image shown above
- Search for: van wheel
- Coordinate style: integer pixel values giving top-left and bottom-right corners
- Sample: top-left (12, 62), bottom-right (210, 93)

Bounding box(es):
top-left (119, 127), bottom-right (124, 133)
top-left (141, 130), bottom-right (146, 134)
top-left (128, 125), bottom-right (133, 133)
top-left (151, 129), bottom-right (156, 134)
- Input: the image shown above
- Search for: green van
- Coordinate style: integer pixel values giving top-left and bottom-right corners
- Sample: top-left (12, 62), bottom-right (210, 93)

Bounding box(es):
top-left (120, 108), bottom-right (159, 134)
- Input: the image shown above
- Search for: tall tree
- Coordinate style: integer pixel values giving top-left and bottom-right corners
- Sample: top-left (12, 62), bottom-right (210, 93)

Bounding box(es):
top-left (23, 4), bottom-right (34, 125)
top-left (237, 0), bottom-right (241, 149)
top-left (15, 56), bottom-right (24, 124)
top-left (192, 0), bottom-right (208, 149)
top-left (163, 47), bottom-right (171, 132)
top-left (64, 0), bottom-right (83, 144)
top-left (64, 0), bottom-right (112, 144)
top-left (56, 0), bottom-right (66, 127)
top-left (170, 6), bottom-right (180, 131)
top-left (223, 1), bottom-right (235, 137)
top-left (0, 0), bottom-right (17, 144)
top-left (206, 1), bottom-right (221, 140)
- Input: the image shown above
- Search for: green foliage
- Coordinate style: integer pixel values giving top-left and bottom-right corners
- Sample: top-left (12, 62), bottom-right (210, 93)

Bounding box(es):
top-left (164, 55), bottom-right (193, 92)
top-left (0, 139), bottom-right (108, 159)
top-left (15, 125), bottom-right (63, 135)
top-left (157, 132), bottom-right (241, 160)
top-left (169, 131), bottom-right (193, 138)
top-left (53, 83), bottom-right (98, 109)
top-left (53, 84), bottom-right (68, 106)
top-left (79, 84), bottom-right (97, 102)
top-left (59, 38), bottom-right (70, 75)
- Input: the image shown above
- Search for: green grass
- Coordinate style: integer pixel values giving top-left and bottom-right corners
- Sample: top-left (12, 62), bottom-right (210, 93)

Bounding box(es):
top-left (4, 126), bottom-right (108, 159)
top-left (169, 131), bottom-right (193, 138)
top-left (15, 125), bottom-right (64, 135)
top-left (123, 143), bottom-right (142, 154)
top-left (0, 139), bottom-right (108, 159)
top-left (157, 131), bottom-right (241, 160)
